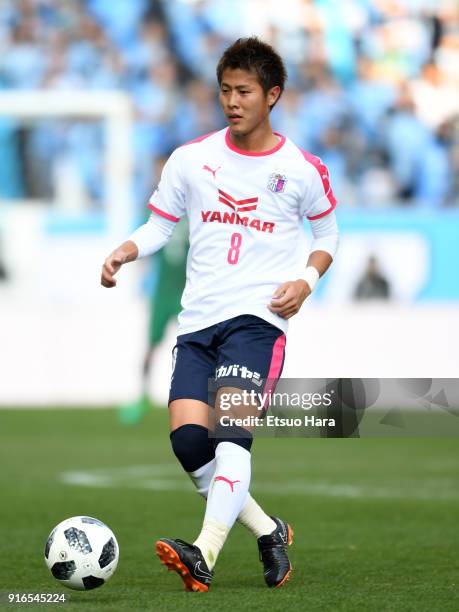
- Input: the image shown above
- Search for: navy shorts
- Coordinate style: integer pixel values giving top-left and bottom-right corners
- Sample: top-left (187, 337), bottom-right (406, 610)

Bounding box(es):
top-left (169, 315), bottom-right (286, 408)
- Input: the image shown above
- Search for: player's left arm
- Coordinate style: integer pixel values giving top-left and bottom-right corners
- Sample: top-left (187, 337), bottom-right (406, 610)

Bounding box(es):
top-left (268, 211), bottom-right (339, 319)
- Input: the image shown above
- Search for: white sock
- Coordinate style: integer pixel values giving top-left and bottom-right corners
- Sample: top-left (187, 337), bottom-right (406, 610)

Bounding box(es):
top-left (188, 458), bottom-right (275, 537)
top-left (237, 495), bottom-right (277, 538)
top-left (193, 442), bottom-right (251, 568)
top-left (188, 458), bottom-right (216, 498)
top-left (203, 442), bottom-right (251, 526)
top-left (192, 518), bottom-right (229, 570)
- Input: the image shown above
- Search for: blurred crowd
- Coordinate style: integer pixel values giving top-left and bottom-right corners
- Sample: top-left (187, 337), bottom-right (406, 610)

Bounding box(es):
top-left (0, 0), bottom-right (458, 211)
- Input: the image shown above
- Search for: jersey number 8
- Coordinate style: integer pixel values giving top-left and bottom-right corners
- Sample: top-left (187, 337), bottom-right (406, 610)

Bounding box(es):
top-left (227, 232), bottom-right (242, 265)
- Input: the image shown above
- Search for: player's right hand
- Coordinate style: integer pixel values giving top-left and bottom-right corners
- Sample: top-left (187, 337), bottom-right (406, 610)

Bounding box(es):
top-left (101, 250), bottom-right (127, 288)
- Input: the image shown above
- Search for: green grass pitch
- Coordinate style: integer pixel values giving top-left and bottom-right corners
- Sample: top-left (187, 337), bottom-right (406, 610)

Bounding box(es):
top-left (0, 408), bottom-right (458, 611)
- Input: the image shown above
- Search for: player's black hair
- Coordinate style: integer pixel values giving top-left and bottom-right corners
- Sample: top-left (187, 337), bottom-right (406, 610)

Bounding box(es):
top-left (216, 37), bottom-right (287, 109)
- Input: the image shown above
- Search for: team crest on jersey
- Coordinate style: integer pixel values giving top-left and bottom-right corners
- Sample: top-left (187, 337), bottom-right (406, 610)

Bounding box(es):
top-left (267, 171), bottom-right (287, 193)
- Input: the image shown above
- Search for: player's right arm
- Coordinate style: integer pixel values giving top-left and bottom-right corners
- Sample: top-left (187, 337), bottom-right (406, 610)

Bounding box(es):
top-left (101, 213), bottom-right (178, 288)
top-left (101, 240), bottom-right (138, 288)
top-left (101, 148), bottom-right (186, 288)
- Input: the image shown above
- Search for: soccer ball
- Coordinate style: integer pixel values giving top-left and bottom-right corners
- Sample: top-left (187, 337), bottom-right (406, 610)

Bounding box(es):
top-left (44, 516), bottom-right (119, 591)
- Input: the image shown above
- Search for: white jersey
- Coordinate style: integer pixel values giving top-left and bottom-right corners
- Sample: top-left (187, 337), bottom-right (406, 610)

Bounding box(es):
top-left (147, 127), bottom-right (337, 336)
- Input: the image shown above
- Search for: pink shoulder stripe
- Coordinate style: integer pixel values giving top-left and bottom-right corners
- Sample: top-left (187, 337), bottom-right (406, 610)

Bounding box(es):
top-left (298, 147), bottom-right (337, 219)
top-left (180, 131), bottom-right (218, 147)
top-left (148, 203), bottom-right (180, 222)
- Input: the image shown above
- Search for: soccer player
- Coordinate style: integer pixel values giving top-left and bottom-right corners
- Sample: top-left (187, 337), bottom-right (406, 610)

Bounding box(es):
top-left (101, 37), bottom-right (339, 592)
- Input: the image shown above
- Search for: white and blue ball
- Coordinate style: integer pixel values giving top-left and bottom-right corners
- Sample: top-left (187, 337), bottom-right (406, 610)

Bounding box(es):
top-left (44, 516), bottom-right (119, 591)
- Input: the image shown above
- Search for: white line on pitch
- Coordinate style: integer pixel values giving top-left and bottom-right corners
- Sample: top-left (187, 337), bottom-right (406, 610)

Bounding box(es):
top-left (59, 465), bottom-right (459, 501)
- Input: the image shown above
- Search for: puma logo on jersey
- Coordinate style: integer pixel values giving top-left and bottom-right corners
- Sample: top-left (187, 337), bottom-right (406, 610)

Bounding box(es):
top-left (214, 475), bottom-right (241, 492)
top-left (203, 165), bottom-right (221, 179)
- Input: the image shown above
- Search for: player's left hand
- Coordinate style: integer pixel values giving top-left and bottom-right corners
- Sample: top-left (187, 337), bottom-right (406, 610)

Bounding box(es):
top-left (268, 280), bottom-right (311, 319)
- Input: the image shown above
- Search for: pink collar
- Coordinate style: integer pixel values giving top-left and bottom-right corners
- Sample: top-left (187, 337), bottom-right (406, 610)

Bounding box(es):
top-left (225, 128), bottom-right (286, 157)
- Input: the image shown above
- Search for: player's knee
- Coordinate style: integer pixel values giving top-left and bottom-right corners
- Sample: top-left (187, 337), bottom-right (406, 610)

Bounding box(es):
top-left (214, 423), bottom-right (253, 452)
top-left (170, 424), bottom-right (215, 472)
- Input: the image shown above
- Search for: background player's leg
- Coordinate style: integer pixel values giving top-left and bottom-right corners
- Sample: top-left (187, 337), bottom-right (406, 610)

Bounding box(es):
top-left (118, 345), bottom-right (154, 425)
top-left (119, 236), bottom-right (186, 426)
top-left (118, 298), bottom-right (172, 426)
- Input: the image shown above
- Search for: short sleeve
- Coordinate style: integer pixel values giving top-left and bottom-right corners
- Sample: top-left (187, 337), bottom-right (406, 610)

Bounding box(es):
top-left (300, 152), bottom-right (337, 220)
top-left (147, 148), bottom-right (186, 222)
